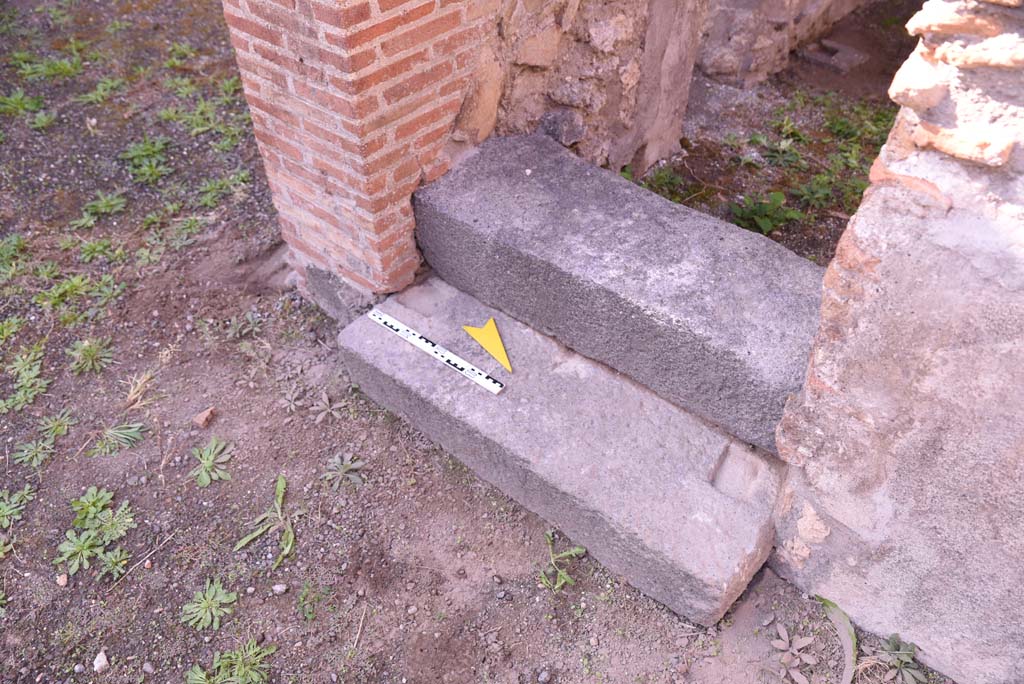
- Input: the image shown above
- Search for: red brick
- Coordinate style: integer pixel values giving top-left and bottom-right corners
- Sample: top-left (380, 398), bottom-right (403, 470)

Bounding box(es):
top-left (253, 42), bottom-right (323, 81)
top-left (363, 91), bottom-right (435, 133)
top-left (381, 10), bottom-right (461, 57)
top-left (390, 156), bottom-right (421, 182)
top-left (318, 45), bottom-right (376, 73)
top-left (325, 1), bottom-right (434, 51)
top-left (431, 24), bottom-right (478, 58)
top-left (293, 80), bottom-right (380, 120)
top-left (236, 53), bottom-right (290, 89)
top-left (367, 220), bottom-right (417, 251)
top-left (413, 121), bottom-right (452, 150)
top-left (357, 144), bottom-right (411, 176)
top-left (254, 127), bottom-right (306, 162)
top-left (383, 61), bottom-right (452, 103)
top-left (439, 75), bottom-right (468, 97)
top-left (227, 30), bottom-right (251, 53)
top-left (313, 1), bottom-right (372, 28)
top-left (394, 97), bottom-right (460, 140)
top-left (302, 119), bottom-right (388, 157)
top-left (224, 11), bottom-right (283, 47)
top-left (250, 1), bottom-right (312, 37)
top-left (246, 93), bottom-right (301, 128)
top-left (376, 254), bottom-right (420, 290)
top-left (331, 49), bottom-right (429, 94)
top-left (379, 238), bottom-right (418, 271)
top-left (378, 0), bottom-right (423, 11)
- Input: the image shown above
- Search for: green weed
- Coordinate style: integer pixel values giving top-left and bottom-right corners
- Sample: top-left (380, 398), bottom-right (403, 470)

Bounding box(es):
top-left (54, 529), bottom-right (102, 575)
top-left (234, 475), bottom-right (298, 570)
top-left (793, 175), bottom-right (833, 210)
top-left (0, 317), bottom-right (24, 346)
top-left (165, 41), bottom-right (197, 69)
top-left (186, 640), bottom-right (276, 684)
top-left (75, 77), bottom-right (124, 105)
top-left (729, 192), bottom-right (803, 235)
top-left (0, 89), bottom-right (44, 116)
top-left (18, 55), bottom-right (82, 81)
top-left (13, 439), bottom-right (55, 468)
top-left (79, 238), bottom-right (115, 263)
top-left (539, 531), bottom-right (586, 592)
top-left (66, 337), bottom-right (113, 374)
top-left (322, 453), bottom-right (366, 489)
top-left (164, 75), bottom-right (196, 98)
top-left (39, 409), bottom-right (77, 440)
top-left (189, 436), bottom-right (233, 487)
top-left (86, 422), bottom-right (146, 457)
top-left (28, 111), bottom-right (55, 130)
top-left (105, 19), bottom-right (130, 33)
top-left (0, 344), bottom-right (50, 414)
top-left (197, 169), bottom-right (250, 208)
top-left (181, 577), bottom-right (238, 631)
top-left (0, 485), bottom-right (36, 529)
top-left (96, 546), bottom-right (130, 580)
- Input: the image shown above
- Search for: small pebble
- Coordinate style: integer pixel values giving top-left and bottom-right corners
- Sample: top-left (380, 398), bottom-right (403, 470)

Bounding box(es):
top-left (538, 670), bottom-right (551, 683)
top-left (272, 583), bottom-right (288, 595)
top-left (492, 575), bottom-right (503, 585)
top-left (93, 650), bottom-right (109, 674)
top-left (246, 586), bottom-right (255, 595)
top-left (142, 662), bottom-right (155, 674)
top-left (74, 665), bottom-right (84, 674)
top-left (56, 574), bottom-right (68, 587)
top-left (407, 605), bottom-right (417, 615)
top-left (589, 636), bottom-right (599, 647)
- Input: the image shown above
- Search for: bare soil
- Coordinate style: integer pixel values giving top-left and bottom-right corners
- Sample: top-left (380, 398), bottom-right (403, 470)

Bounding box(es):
top-left (1, 1), bottom-right (953, 683)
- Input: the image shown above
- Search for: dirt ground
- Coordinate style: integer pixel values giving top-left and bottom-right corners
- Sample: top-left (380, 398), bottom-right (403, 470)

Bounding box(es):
top-left (1, 1), bottom-right (953, 683)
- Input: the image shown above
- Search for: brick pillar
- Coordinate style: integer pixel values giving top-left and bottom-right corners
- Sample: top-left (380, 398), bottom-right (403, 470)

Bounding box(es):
top-left (222, 0), bottom-right (481, 293)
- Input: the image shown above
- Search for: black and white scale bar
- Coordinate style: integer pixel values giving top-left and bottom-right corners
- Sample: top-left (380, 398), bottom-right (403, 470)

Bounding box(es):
top-left (368, 308), bottom-right (505, 395)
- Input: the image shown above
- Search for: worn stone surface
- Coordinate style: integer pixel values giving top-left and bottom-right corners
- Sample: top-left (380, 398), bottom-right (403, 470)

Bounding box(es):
top-left (338, 277), bottom-right (781, 626)
top-left (773, 3), bottom-right (1024, 682)
top-left (416, 134), bottom-right (824, 452)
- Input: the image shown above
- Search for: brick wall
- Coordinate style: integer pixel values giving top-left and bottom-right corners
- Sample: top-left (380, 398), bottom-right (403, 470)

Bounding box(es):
top-left (223, 0), bottom-right (714, 297)
top-left (222, 0), bottom-right (485, 293)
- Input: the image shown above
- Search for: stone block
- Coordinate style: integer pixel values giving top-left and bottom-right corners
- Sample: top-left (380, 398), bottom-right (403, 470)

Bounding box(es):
top-left (415, 134), bottom-right (824, 452)
top-left (338, 277), bottom-right (781, 625)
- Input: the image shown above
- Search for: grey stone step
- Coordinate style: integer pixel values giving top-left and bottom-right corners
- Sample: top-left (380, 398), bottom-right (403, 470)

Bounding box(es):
top-left (415, 134), bottom-right (824, 452)
top-left (338, 276), bottom-right (781, 625)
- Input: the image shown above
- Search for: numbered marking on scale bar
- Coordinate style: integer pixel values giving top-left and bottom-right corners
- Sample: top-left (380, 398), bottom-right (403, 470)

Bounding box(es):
top-left (369, 309), bottom-right (506, 395)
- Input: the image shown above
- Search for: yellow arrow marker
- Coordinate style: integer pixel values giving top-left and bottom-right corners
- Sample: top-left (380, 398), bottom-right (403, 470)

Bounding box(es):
top-left (463, 317), bottom-right (512, 373)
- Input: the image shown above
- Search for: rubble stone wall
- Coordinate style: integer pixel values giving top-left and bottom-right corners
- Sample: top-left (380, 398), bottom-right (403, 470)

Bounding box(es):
top-left (697, 0), bottom-right (874, 84)
top-left (452, 0), bottom-right (707, 171)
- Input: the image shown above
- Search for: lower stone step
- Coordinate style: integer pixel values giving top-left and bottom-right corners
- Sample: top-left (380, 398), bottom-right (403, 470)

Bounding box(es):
top-left (337, 277), bottom-right (781, 625)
